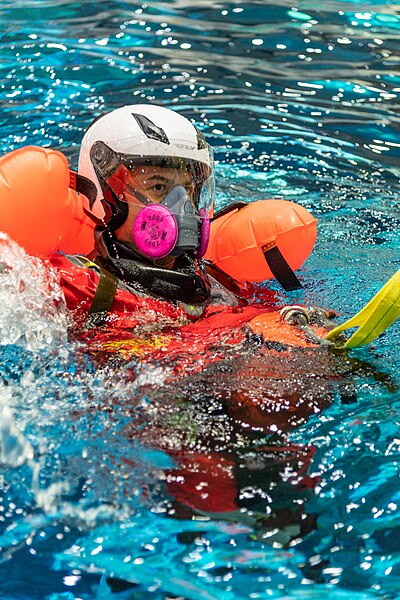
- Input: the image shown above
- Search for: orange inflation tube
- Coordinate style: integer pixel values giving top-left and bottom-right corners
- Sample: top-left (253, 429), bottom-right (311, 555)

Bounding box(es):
top-left (0, 146), bottom-right (96, 257)
top-left (205, 199), bottom-right (317, 283)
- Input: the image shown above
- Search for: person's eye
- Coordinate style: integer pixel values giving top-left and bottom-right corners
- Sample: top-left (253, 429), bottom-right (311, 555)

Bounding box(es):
top-left (145, 182), bottom-right (167, 197)
top-left (152, 183), bottom-right (166, 193)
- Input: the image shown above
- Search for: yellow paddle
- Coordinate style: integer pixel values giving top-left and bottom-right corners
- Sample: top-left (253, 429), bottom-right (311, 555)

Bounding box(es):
top-left (326, 269), bottom-right (400, 348)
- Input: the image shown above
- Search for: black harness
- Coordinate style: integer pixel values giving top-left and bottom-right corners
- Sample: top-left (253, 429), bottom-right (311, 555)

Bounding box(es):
top-left (79, 231), bottom-right (211, 314)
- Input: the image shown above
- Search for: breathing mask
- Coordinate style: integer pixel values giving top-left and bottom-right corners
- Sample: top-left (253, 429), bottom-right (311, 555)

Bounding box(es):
top-left (133, 185), bottom-right (210, 258)
top-left (90, 139), bottom-right (214, 259)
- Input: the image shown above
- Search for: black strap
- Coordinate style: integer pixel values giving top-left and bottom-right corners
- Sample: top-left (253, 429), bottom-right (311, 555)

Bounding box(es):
top-left (203, 260), bottom-right (249, 304)
top-left (262, 242), bottom-right (302, 292)
top-left (212, 202), bottom-right (248, 221)
top-left (99, 237), bottom-right (211, 305)
top-left (69, 171), bottom-right (98, 208)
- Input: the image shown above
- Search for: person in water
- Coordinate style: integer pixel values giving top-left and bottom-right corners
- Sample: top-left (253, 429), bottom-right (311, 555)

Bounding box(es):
top-left (42, 102), bottom-right (336, 375)
top-left (74, 103), bottom-right (238, 317)
top-left (2, 104), bottom-right (378, 590)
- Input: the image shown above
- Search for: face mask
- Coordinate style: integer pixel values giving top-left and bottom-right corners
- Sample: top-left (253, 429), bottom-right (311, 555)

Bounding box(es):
top-left (132, 185), bottom-right (210, 259)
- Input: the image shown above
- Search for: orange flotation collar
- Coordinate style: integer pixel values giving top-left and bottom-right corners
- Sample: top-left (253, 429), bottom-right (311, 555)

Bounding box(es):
top-left (0, 146), bottom-right (97, 256)
top-left (205, 199), bottom-right (317, 290)
top-left (0, 146), bottom-right (317, 294)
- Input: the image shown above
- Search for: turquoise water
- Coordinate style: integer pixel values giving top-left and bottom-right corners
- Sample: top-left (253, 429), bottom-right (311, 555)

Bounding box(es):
top-left (1, 1), bottom-right (400, 598)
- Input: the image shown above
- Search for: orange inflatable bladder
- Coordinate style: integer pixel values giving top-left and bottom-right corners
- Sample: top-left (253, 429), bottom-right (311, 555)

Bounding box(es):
top-left (248, 311), bottom-right (325, 349)
top-left (205, 199), bottom-right (317, 283)
top-left (0, 146), bottom-right (95, 257)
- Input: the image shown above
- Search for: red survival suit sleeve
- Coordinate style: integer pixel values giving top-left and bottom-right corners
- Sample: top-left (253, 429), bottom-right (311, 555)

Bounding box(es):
top-left (49, 254), bottom-right (99, 314)
top-left (48, 254), bottom-right (197, 325)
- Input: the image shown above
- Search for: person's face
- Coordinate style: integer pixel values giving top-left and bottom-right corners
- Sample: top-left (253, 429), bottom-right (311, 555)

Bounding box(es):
top-left (110, 164), bottom-right (196, 244)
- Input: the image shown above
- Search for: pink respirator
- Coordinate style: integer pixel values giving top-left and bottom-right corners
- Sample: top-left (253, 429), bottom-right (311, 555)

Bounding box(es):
top-left (132, 185), bottom-right (210, 259)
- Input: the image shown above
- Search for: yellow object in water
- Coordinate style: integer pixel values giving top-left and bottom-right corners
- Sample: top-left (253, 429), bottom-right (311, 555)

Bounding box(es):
top-left (326, 269), bottom-right (400, 348)
top-left (99, 334), bottom-right (172, 358)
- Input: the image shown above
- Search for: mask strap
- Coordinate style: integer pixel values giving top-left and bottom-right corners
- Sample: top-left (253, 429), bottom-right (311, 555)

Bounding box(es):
top-left (124, 186), bottom-right (152, 206)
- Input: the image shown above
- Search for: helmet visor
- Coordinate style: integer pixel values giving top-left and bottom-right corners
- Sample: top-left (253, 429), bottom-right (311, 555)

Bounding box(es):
top-left (90, 141), bottom-right (215, 215)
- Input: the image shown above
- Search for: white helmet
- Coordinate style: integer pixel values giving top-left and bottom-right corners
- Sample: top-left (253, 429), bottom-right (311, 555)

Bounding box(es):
top-left (78, 104), bottom-right (214, 229)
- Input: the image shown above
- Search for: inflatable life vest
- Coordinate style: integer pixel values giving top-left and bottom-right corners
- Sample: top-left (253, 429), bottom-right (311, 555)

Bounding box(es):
top-left (0, 146), bottom-right (97, 256)
top-left (205, 200), bottom-right (317, 290)
top-left (0, 146), bottom-right (316, 287)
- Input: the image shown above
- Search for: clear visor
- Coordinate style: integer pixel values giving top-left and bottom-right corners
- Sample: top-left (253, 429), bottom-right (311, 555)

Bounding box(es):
top-left (91, 142), bottom-right (215, 215)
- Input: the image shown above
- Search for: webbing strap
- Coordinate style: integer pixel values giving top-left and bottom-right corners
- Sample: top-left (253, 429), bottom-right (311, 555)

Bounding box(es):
top-left (211, 202), bottom-right (248, 221)
top-left (88, 261), bottom-right (119, 314)
top-left (70, 255), bottom-right (119, 315)
top-left (262, 242), bottom-right (302, 292)
top-left (69, 171), bottom-right (98, 208)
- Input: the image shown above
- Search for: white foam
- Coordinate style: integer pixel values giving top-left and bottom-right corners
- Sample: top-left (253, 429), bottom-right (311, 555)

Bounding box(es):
top-left (0, 234), bottom-right (69, 352)
top-left (0, 394), bottom-right (34, 468)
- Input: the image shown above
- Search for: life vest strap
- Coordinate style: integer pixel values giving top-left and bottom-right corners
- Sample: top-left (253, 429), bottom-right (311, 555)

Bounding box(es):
top-left (211, 202), bottom-right (248, 221)
top-left (204, 260), bottom-right (249, 304)
top-left (89, 260), bottom-right (119, 314)
top-left (262, 243), bottom-right (302, 292)
top-left (70, 255), bottom-right (118, 314)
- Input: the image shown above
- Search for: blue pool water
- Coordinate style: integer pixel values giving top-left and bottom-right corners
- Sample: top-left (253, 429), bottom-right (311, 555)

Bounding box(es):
top-left (1, 1), bottom-right (400, 598)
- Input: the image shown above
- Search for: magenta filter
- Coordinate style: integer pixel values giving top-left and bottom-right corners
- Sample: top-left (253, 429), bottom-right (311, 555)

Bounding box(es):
top-left (133, 204), bottom-right (178, 258)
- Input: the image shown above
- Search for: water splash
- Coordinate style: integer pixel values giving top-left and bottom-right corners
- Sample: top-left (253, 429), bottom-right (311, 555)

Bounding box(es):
top-left (0, 235), bottom-right (69, 352)
top-left (0, 392), bottom-right (34, 468)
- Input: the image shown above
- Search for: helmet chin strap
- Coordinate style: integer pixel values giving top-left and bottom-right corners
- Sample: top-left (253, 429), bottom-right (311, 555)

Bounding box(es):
top-left (101, 187), bottom-right (129, 231)
top-left (91, 160), bottom-right (128, 230)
